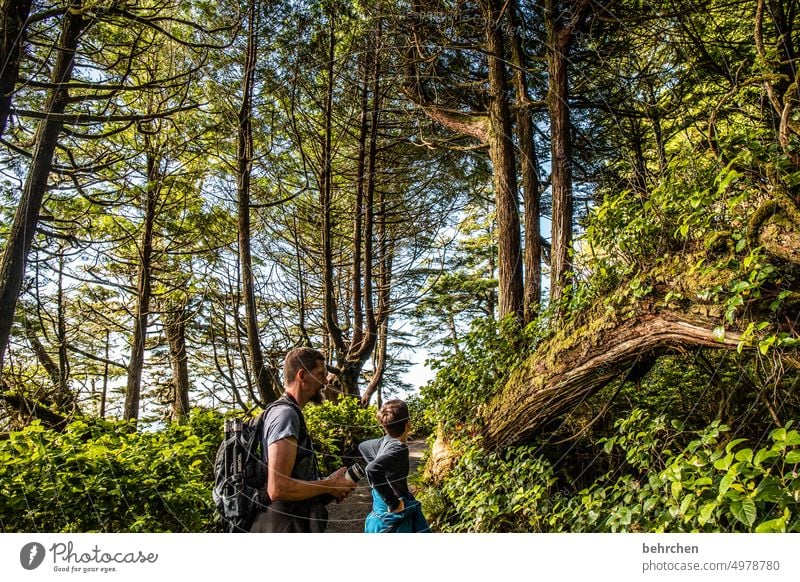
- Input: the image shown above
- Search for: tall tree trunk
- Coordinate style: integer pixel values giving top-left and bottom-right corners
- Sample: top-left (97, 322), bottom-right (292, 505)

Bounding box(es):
top-left (351, 50), bottom-right (369, 370)
top-left (509, 0), bottom-right (542, 325)
top-left (545, 0), bottom-right (589, 313)
top-left (484, 0), bottom-right (524, 323)
top-left (361, 195), bottom-right (393, 407)
top-left (163, 301), bottom-right (190, 422)
top-left (0, 0), bottom-right (33, 136)
top-left (100, 329), bottom-right (109, 418)
top-left (361, 312), bottom-right (389, 407)
top-left (56, 251), bottom-right (70, 400)
top-left (0, 5), bottom-right (88, 376)
top-left (321, 10), bottom-right (345, 360)
top-left (343, 20), bottom-right (383, 396)
top-left (237, 0), bottom-right (278, 405)
top-left (324, 12), bottom-right (384, 398)
top-left (546, 23), bottom-right (573, 312)
top-left (124, 146), bottom-right (159, 422)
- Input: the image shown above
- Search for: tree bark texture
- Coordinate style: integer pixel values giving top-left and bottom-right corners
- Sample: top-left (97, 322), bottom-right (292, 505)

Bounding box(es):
top-left (0, 0), bottom-right (33, 136)
top-left (124, 147), bottom-right (159, 422)
top-left (508, 0), bottom-right (543, 324)
top-left (237, 1), bottom-right (279, 405)
top-left (546, 19), bottom-right (574, 312)
top-left (479, 310), bottom-right (748, 451)
top-left (0, 5), bottom-right (88, 377)
top-left (484, 0), bottom-right (524, 323)
top-left (163, 302), bottom-right (190, 422)
top-left (544, 0), bottom-right (590, 312)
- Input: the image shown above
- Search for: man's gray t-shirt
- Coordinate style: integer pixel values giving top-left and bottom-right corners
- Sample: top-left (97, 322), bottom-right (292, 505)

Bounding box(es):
top-left (250, 397), bottom-right (327, 532)
top-left (262, 399), bottom-right (318, 482)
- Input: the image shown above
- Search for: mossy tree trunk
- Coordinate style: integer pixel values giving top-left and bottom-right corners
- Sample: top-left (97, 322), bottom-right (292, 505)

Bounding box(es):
top-left (426, 193), bottom-right (800, 478)
top-left (480, 310), bottom-right (744, 451)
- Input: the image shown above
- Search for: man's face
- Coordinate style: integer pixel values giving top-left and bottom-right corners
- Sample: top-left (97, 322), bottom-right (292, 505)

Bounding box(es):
top-left (305, 359), bottom-right (327, 405)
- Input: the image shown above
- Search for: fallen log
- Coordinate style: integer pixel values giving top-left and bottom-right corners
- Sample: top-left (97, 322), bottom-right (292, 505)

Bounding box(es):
top-left (478, 310), bottom-right (746, 451)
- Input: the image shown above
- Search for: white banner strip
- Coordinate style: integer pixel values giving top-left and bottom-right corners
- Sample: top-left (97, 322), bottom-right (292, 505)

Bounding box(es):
top-left (2, 533), bottom-right (797, 581)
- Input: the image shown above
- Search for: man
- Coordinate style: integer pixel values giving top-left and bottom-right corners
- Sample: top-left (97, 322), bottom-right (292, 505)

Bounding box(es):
top-left (250, 347), bottom-right (356, 532)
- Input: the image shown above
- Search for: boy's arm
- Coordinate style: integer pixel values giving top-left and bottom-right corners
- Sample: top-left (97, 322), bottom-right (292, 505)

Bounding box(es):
top-left (365, 444), bottom-right (409, 511)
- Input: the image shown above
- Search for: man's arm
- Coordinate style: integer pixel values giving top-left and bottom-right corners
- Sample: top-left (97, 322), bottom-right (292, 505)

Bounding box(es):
top-left (267, 437), bottom-right (355, 502)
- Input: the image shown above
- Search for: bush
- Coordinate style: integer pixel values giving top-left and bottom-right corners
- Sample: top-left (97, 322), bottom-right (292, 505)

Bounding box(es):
top-left (420, 442), bottom-right (557, 532)
top-left (304, 397), bottom-right (382, 475)
top-left (425, 410), bottom-right (800, 532)
top-left (421, 316), bottom-right (536, 434)
top-left (0, 409), bottom-right (221, 532)
top-left (406, 393), bottom-right (435, 437)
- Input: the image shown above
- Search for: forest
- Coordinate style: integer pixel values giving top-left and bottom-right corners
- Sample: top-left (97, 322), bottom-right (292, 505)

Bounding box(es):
top-left (0, 0), bottom-right (799, 533)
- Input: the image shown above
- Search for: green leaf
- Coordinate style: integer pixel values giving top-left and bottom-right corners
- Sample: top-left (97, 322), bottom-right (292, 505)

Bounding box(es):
top-left (771, 428), bottom-right (787, 443)
top-left (785, 450), bottom-right (800, 464)
top-left (698, 502), bottom-right (716, 525)
top-left (726, 438), bottom-right (748, 454)
top-left (714, 452), bottom-right (734, 471)
top-left (679, 494), bottom-right (694, 515)
top-left (784, 431), bottom-right (800, 447)
top-left (755, 516), bottom-right (786, 533)
top-left (754, 448), bottom-right (779, 467)
top-left (758, 336), bottom-right (776, 355)
top-left (730, 498), bottom-right (757, 528)
top-left (755, 477), bottom-right (784, 502)
top-left (719, 473), bottom-right (734, 496)
top-left (734, 448), bottom-right (753, 463)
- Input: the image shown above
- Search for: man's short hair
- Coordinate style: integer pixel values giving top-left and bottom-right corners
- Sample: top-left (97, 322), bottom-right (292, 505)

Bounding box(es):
top-left (377, 399), bottom-right (410, 438)
top-left (283, 347), bottom-right (325, 386)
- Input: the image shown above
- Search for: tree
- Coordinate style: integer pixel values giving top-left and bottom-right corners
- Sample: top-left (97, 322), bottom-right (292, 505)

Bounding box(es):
top-left (509, 0), bottom-right (544, 324)
top-left (544, 0), bottom-right (591, 312)
top-left (0, 0), bottom-right (226, 424)
top-left (236, 0), bottom-right (280, 405)
top-left (0, 0), bottom-right (33, 136)
top-left (427, 0), bottom-right (800, 475)
top-left (403, 0), bottom-right (525, 322)
top-left (0, 2), bottom-right (89, 377)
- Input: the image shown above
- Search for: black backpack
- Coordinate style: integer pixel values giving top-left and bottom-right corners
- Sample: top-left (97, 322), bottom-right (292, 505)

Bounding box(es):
top-left (212, 398), bottom-right (296, 533)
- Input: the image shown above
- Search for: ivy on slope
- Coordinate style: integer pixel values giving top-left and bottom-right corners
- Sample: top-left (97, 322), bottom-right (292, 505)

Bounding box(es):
top-left (421, 410), bottom-right (800, 533)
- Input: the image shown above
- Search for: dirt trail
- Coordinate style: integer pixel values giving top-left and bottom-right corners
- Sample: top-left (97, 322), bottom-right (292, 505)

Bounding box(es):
top-left (326, 438), bottom-right (426, 533)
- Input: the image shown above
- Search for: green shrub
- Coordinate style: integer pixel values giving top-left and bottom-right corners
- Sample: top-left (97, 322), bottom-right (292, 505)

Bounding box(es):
top-left (425, 410), bottom-right (800, 532)
top-left (0, 409), bottom-right (221, 532)
top-left (304, 397), bottom-right (382, 475)
top-left (421, 442), bottom-right (557, 532)
top-left (406, 393), bottom-right (435, 437)
top-left (421, 315), bottom-right (536, 434)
